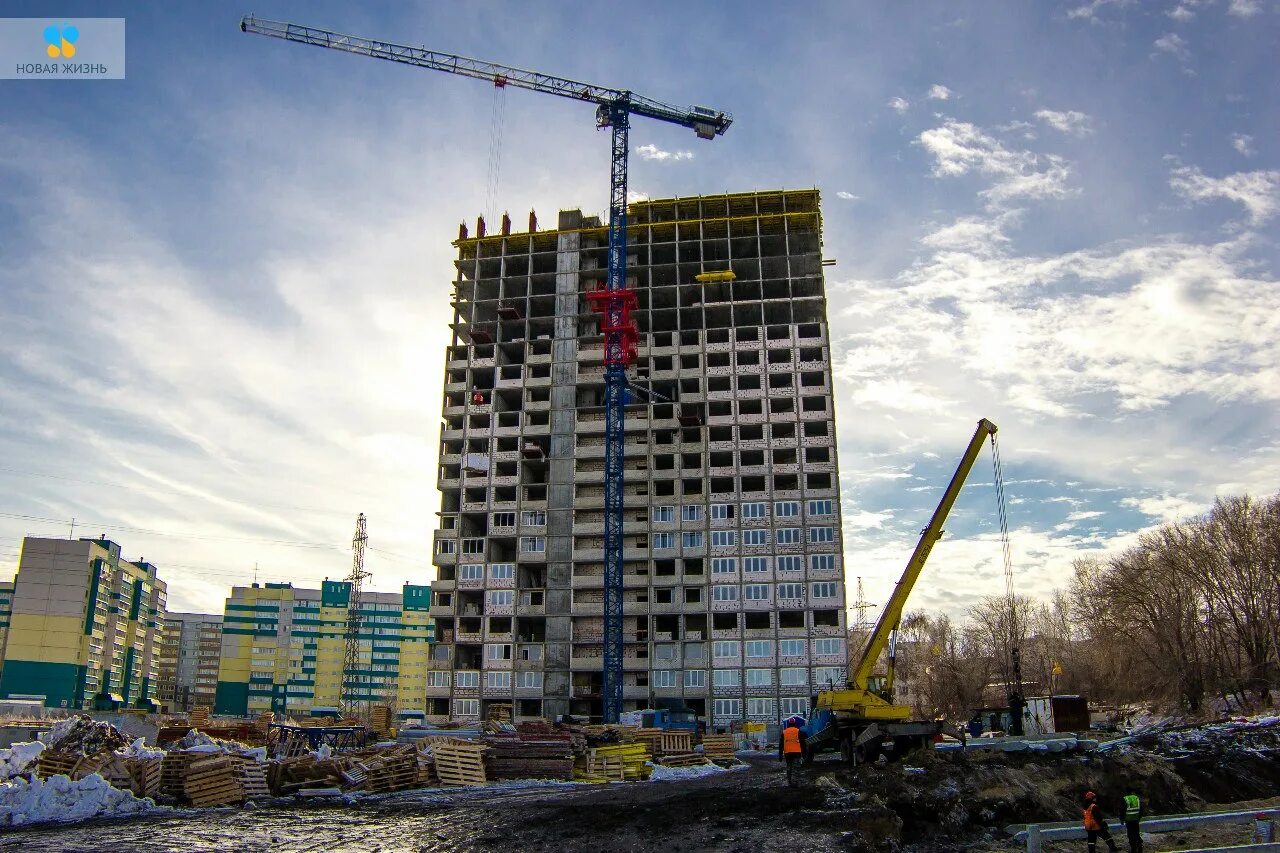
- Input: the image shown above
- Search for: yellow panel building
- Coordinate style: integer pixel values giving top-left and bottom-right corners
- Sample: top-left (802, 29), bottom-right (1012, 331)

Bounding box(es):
top-left (213, 581), bottom-right (434, 718)
top-left (0, 537), bottom-right (167, 710)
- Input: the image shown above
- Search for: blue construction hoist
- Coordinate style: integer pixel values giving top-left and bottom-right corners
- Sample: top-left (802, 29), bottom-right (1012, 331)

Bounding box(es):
top-left (241, 17), bottom-right (732, 723)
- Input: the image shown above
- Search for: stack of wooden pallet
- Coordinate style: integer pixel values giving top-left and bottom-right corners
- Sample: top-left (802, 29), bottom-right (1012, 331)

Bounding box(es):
top-left (655, 751), bottom-right (711, 768)
top-left (481, 730), bottom-right (574, 780)
top-left (98, 754), bottom-right (163, 798)
top-left (430, 741), bottom-right (487, 786)
top-left (574, 743), bottom-right (650, 782)
top-left (633, 729), bottom-right (693, 759)
top-left (183, 755), bottom-right (247, 807)
top-left (267, 754), bottom-right (352, 794)
top-left (701, 733), bottom-right (741, 766)
top-left (357, 744), bottom-right (419, 792)
top-left (370, 705), bottom-right (393, 736)
top-left (188, 707), bottom-right (211, 729)
top-left (160, 750), bottom-right (204, 800)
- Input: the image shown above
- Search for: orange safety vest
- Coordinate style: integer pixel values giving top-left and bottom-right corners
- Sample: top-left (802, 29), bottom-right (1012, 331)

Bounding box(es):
top-left (1083, 803), bottom-right (1102, 831)
top-left (783, 726), bottom-right (802, 754)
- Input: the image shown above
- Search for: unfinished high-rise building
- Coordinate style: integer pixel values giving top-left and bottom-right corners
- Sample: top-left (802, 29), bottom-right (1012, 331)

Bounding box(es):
top-left (429, 189), bottom-right (848, 728)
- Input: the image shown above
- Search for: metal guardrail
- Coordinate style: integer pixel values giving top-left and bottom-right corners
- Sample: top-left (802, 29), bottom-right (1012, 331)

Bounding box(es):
top-left (1013, 808), bottom-right (1279, 853)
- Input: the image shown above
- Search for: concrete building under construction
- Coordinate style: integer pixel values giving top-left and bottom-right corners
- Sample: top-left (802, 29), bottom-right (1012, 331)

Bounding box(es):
top-left (430, 189), bottom-right (848, 728)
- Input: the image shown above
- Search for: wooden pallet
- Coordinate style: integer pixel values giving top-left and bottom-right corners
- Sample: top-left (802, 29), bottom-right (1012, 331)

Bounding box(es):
top-left (71, 751), bottom-right (113, 780)
top-left (161, 750), bottom-right (204, 800)
top-left (576, 744), bottom-right (650, 781)
top-left (238, 762), bottom-right (271, 802)
top-left (363, 748), bottom-right (419, 793)
top-left (189, 707), bottom-right (212, 729)
top-left (97, 755), bottom-right (162, 797)
top-left (340, 764), bottom-right (369, 788)
top-left (35, 750), bottom-right (81, 779)
top-left (701, 734), bottom-right (737, 761)
top-left (431, 742), bottom-right (487, 786)
top-left (184, 755), bottom-right (245, 807)
top-left (656, 752), bottom-right (710, 767)
top-left (370, 705), bottom-right (393, 735)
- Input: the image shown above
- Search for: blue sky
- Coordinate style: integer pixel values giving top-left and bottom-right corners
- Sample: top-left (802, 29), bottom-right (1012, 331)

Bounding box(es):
top-left (1, 1), bottom-right (1277, 619)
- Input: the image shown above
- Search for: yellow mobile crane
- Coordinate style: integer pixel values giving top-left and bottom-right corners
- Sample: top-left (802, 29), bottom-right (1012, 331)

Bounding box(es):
top-left (800, 418), bottom-right (1002, 764)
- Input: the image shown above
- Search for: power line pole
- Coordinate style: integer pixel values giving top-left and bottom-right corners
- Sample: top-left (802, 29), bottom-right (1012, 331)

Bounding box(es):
top-left (341, 513), bottom-right (369, 718)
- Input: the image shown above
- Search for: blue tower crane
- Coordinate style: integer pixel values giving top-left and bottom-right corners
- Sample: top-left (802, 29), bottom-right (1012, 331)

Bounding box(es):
top-left (241, 17), bottom-right (733, 723)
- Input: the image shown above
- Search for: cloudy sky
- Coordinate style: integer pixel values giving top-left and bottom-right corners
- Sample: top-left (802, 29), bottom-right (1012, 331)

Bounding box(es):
top-left (1, 1), bottom-right (1276, 620)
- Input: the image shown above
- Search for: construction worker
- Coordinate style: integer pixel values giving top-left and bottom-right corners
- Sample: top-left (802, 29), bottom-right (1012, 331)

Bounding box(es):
top-left (1083, 791), bottom-right (1119, 853)
top-left (781, 721), bottom-right (804, 787)
top-left (1123, 792), bottom-right (1143, 853)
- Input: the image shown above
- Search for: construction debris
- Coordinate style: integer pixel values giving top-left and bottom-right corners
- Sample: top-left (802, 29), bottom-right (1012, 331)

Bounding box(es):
top-left (2, 713), bottom-right (761, 828)
top-left (44, 715), bottom-right (130, 755)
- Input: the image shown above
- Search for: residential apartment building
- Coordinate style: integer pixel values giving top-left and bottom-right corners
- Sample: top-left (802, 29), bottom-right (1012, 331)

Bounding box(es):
top-left (0, 537), bottom-right (167, 709)
top-left (156, 612), bottom-right (223, 711)
top-left (213, 581), bottom-right (434, 717)
top-left (430, 189), bottom-right (849, 728)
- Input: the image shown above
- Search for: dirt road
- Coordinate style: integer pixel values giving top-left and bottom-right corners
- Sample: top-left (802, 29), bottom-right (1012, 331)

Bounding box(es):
top-left (5, 737), bottom-right (1277, 853)
top-left (0, 757), bottom-right (837, 853)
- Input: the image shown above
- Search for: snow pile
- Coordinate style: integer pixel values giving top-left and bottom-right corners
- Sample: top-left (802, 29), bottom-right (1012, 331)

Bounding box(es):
top-left (175, 729), bottom-right (266, 761)
top-left (0, 741), bottom-right (44, 781)
top-left (646, 761), bottom-right (745, 781)
top-left (41, 717), bottom-right (80, 745)
top-left (311, 744), bottom-right (333, 760)
top-left (0, 773), bottom-right (165, 827)
top-left (116, 738), bottom-right (165, 760)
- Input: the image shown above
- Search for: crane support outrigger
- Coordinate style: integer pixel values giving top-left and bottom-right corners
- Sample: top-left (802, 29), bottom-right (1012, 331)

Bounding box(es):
top-left (802, 418), bottom-right (1000, 764)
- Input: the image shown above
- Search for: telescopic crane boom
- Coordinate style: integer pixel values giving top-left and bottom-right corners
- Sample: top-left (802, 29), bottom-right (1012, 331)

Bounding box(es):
top-left (241, 17), bottom-right (732, 723)
top-left (821, 418), bottom-right (999, 721)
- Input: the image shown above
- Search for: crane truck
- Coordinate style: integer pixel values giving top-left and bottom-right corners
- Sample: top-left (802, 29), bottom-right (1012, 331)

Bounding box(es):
top-left (800, 418), bottom-right (1001, 764)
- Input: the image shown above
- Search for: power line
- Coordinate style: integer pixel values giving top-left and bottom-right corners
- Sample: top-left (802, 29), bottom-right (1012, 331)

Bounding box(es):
top-left (0, 510), bottom-right (340, 550)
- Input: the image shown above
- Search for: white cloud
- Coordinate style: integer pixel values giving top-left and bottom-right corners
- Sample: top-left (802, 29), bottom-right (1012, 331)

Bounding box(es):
top-left (1034, 109), bottom-right (1093, 136)
top-left (843, 509), bottom-right (895, 530)
top-left (626, 190), bottom-right (650, 203)
top-left (1232, 133), bottom-right (1256, 157)
top-left (1228, 0), bottom-right (1262, 16)
top-left (634, 143), bottom-right (693, 162)
top-left (1067, 0), bottom-right (1132, 20)
top-left (917, 120), bottom-right (1074, 204)
top-left (1168, 0), bottom-right (1210, 21)
top-left (927, 84), bottom-right (953, 101)
top-left (1066, 510), bottom-right (1105, 522)
top-left (919, 213), bottom-right (1016, 255)
top-left (1153, 32), bottom-right (1191, 60)
top-left (1170, 165), bottom-right (1280, 224)
top-left (1120, 494), bottom-right (1206, 523)
top-left (888, 97), bottom-right (910, 114)
top-left (836, 191), bottom-right (859, 201)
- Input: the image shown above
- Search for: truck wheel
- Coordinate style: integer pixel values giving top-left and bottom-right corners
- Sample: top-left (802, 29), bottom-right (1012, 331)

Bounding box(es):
top-left (841, 734), bottom-right (856, 765)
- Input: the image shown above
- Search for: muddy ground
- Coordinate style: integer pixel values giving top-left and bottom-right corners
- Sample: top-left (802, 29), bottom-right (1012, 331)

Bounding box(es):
top-left (4, 724), bottom-right (1278, 853)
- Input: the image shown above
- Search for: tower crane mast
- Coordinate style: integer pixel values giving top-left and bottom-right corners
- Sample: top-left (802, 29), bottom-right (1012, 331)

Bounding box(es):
top-left (342, 513), bottom-right (370, 717)
top-left (242, 17), bottom-right (732, 722)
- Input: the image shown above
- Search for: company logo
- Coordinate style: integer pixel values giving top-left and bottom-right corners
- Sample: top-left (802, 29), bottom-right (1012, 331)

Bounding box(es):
top-left (43, 23), bottom-right (78, 58)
